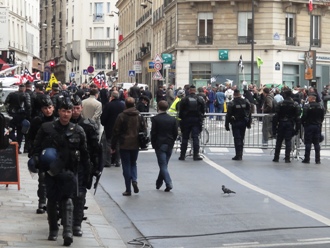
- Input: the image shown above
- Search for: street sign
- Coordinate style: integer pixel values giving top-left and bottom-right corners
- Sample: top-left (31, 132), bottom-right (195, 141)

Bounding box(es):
top-left (128, 70), bottom-right (136, 77)
top-left (83, 69), bottom-right (88, 75)
top-left (133, 61), bottom-right (142, 73)
top-left (70, 72), bottom-right (75, 77)
top-left (87, 66), bottom-right (94, 73)
top-left (148, 61), bottom-right (155, 73)
top-left (154, 62), bottom-right (162, 71)
top-left (152, 70), bottom-right (163, 80)
top-left (153, 54), bottom-right (163, 63)
top-left (161, 53), bottom-right (173, 64)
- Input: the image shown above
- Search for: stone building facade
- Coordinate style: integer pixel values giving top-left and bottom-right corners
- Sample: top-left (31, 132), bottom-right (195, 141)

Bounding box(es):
top-left (117, 0), bottom-right (330, 95)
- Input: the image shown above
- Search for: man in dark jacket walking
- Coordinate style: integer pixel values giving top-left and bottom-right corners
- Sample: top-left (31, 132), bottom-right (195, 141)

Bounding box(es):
top-left (100, 91), bottom-right (125, 167)
top-left (111, 97), bottom-right (147, 196)
top-left (151, 101), bottom-right (178, 192)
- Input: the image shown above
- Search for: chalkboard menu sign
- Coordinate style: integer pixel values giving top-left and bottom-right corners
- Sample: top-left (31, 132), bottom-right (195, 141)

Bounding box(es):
top-left (0, 142), bottom-right (20, 190)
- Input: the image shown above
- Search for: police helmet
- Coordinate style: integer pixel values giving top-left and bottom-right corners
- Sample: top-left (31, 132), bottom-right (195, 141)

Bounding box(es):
top-left (40, 148), bottom-right (62, 176)
top-left (21, 119), bottom-right (30, 134)
top-left (177, 90), bottom-right (185, 97)
top-left (28, 156), bottom-right (39, 173)
top-left (40, 96), bottom-right (53, 107)
top-left (40, 148), bottom-right (58, 166)
top-left (58, 98), bottom-right (73, 110)
top-left (71, 94), bottom-right (82, 106)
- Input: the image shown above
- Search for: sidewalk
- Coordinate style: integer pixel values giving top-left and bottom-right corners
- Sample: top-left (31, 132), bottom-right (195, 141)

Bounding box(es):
top-left (0, 153), bottom-right (126, 248)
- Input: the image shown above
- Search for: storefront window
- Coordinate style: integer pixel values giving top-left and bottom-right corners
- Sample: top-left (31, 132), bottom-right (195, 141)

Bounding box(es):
top-left (191, 63), bottom-right (211, 87)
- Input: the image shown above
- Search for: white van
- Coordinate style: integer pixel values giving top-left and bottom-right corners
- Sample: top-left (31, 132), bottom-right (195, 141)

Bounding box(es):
top-left (120, 83), bottom-right (148, 91)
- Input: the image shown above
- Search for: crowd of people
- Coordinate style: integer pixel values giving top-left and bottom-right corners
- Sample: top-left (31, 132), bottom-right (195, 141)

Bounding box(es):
top-left (2, 79), bottom-right (329, 246)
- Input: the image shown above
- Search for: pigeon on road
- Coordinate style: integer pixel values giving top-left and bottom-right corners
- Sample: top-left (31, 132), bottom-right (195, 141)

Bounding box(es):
top-left (222, 185), bottom-right (236, 194)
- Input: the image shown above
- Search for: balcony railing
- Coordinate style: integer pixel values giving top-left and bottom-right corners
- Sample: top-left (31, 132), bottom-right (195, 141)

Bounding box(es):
top-left (311, 38), bottom-right (321, 47)
top-left (85, 39), bottom-right (115, 52)
top-left (238, 36), bottom-right (252, 44)
top-left (198, 36), bottom-right (213, 45)
top-left (93, 13), bottom-right (104, 22)
top-left (286, 37), bottom-right (296, 46)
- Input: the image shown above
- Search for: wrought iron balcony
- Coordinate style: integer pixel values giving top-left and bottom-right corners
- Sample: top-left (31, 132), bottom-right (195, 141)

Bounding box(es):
top-left (198, 36), bottom-right (213, 45)
top-left (311, 39), bottom-right (321, 47)
top-left (238, 36), bottom-right (252, 44)
top-left (286, 37), bottom-right (296, 46)
top-left (85, 39), bottom-right (115, 52)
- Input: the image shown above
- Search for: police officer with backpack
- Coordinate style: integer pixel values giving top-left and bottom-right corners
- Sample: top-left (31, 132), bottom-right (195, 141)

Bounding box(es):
top-left (272, 90), bottom-right (301, 163)
top-left (178, 85), bottom-right (205, 161)
top-left (225, 89), bottom-right (252, 161)
top-left (301, 93), bottom-right (325, 164)
top-left (28, 96), bottom-right (56, 214)
top-left (70, 95), bottom-right (102, 237)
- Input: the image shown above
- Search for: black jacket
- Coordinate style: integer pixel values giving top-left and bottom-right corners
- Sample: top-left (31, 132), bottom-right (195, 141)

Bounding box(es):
top-left (151, 112), bottom-right (178, 150)
top-left (100, 99), bottom-right (125, 139)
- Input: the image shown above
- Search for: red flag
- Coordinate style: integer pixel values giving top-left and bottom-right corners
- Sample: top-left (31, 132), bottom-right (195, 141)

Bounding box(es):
top-left (92, 71), bottom-right (108, 89)
top-left (309, 0), bottom-right (313, 12)
top-left (22, 68), bottom-right (34, 82)
top-left (34, 72), bottom-right (41, 80)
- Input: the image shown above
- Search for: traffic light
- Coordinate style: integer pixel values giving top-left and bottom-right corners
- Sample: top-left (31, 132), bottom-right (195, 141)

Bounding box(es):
top-left (50, 61), bottom-right (55, 67)
top-left (112, 62), bottom-right (116, 70)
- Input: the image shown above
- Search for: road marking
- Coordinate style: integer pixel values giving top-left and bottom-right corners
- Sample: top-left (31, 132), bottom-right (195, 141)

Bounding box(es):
top-left (297, 237), bottom-right (330, 242)
top-left (204, 156), bottom-right (330, 226)
top-left (223, 242), bottom-right (259, 246)
top-left (221, 240), bottom-right (330, 247)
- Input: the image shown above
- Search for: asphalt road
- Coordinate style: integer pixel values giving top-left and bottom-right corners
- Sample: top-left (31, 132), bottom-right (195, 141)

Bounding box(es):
top-left (95, 146), bottom-right (330, 248)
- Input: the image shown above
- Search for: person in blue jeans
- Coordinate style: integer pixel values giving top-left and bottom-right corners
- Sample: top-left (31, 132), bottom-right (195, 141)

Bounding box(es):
top-left (151, 101), bottom-right (178, 192)
top-left (215, 89), bottom-right (226, 120)
top-left (111, 97), bottom-right (146, 196)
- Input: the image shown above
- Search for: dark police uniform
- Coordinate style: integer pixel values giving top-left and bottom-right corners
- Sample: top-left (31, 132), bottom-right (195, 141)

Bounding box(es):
top-left (225, 92), bottom-right (251, 160)
top-left (4, 86), bottom-right (31, 151)
top-left (272, 91), bottom-right (301, 163)
top-left (32, 118), bottom-right (90, 246)
top-left (178, 85), bottom-right (205, 160)
top-left (70, 96), bottom-right (102, 237)
top-left (301, 97), bottom-right (324, 164)
top-left (28, 96), bottom-right (55, 214)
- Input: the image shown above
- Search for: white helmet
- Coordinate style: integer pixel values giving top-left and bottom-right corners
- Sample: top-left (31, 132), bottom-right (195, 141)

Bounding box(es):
top-left (177, 90), bottom-right (185, 97)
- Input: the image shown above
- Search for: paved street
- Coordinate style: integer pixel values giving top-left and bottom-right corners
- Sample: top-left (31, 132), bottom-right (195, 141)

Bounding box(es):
top-left (96, 146), bottom-right (330, 248)
top-left (0, 153), bottom-right (126, 248)
top-left (1, 122), bottom-right (330, 247)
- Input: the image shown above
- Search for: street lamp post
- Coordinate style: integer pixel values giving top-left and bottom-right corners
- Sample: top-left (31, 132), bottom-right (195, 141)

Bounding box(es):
top-left (251, 0), bottom-right (255, 85)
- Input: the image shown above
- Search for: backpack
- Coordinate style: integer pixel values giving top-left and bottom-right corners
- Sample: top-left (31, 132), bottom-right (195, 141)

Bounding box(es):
top-left (187, 96), bottom-right (198, 113)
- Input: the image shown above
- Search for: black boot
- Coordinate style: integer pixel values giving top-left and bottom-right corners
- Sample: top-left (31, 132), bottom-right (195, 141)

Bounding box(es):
top-left (73, 193), bottom-right (86, 237)
top-left (179, 150), bottom-right (186, 161)
top-left (193, 149), bottom-right (203, 161)
top-left (36, 172), bottom-right (47, 214)
top-left (47, 200), bottom-right (59, 241)
top-left (232, 146), bottom-right (242, 161)
top-left (62, 199), bottom-right (74, 246)
top-left (285, 157), bottom-right (291, 163)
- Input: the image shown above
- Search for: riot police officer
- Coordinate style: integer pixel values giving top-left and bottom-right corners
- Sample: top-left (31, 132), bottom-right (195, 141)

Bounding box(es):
top-left (4, 84), bottom-right (31, 153)
top-left (178, 85), bottom-right (205, 161)
top-left (70, 95), bottom-right (102, 237)
top-left (272, 90), bottom-right (301, 163)
top-left (31, 100), bottom-right (91, 246)
top-left (301, 93), bottom-right (325, 164)
top-left (30, 82), bottom-right (47, 118)
top-left (28, 96), bottom-right (56, 214)
top-left (225, 89), bottom-right (252, 160)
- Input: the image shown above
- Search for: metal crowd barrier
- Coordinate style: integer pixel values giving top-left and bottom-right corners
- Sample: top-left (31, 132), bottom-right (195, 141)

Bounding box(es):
top-left (141, 113), bottom-right (330, 151)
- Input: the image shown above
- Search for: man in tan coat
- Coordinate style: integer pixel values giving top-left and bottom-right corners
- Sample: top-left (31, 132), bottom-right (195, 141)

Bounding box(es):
top-left (82, 88), bottom-right (102, 130)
